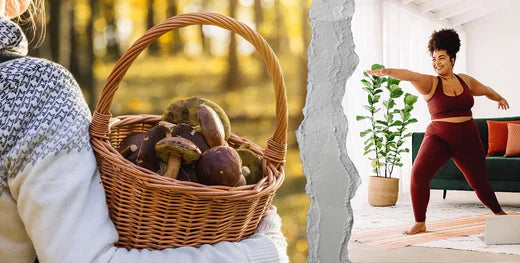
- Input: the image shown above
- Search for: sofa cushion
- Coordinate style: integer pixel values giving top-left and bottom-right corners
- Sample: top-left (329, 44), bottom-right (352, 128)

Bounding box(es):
top-left (474, 117), bottom-right (520, 154)
top-left (486, 120), bottom-right (520, 156)
top-left (505, 123), bottom-right (520, 157)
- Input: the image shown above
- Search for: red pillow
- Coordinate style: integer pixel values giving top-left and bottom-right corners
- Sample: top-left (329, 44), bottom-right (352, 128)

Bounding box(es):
top-left (504, 123), bottom-right (520, 157)
top-left (486, 120), bottom-right (520, 156)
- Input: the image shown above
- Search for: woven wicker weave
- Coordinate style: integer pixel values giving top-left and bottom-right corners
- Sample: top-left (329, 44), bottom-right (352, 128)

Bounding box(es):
top-left (88, 12), bottom-right (288, 250)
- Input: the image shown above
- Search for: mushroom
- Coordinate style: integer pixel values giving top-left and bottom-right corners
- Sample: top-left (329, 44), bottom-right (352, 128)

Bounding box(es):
top-left (236, 174), bottom-right (247, 186)
top-left (161, 97), bottom-right (231, 139)
top-left (155, 136), bottom-right (201, 179)
top-left (236, 148), bottom-right (263, 185)
top-left (136, 122), bottom-right (175, 172)
top-left (118, 132), bottom-right (146, 163)
top-left (196, 145), bottom-right (242, 186)
top-left (171, 123), bottom-right (210, 153)
top-left (198, 104), bottom-right (226, 148)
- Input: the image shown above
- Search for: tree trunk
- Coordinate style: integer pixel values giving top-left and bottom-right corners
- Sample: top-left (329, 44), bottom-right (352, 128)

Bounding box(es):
top-left (199, 0), bottom-right (211, 56)
top-left (147, 0), bottom-right (160, 56)
top-left (69, 4), bottom-right (80, 83)
top-left (253, 0), bottom-right (264, 32)
top-left (49, 0), bottom-right (71, 67)
top-left (295, 0), bottom-right (310, 128)
top-left (254, 0), bottom-right (269, 80)
top-left (167, 0), bottom-right (183, 54)
top-left (224, 0), bottom-right (241, 90)
top-left (272, 0), bottom-right (287, 53)
top-left (85, 0), bottom-right (99, 110)
top-left (103, 0), bottom-right (121, 61)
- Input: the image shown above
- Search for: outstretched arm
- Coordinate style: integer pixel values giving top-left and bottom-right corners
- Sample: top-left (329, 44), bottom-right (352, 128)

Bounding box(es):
top-left (366, 68), bottom-right (434, 95)
top-left (459, 74), bottom-right (509, 110)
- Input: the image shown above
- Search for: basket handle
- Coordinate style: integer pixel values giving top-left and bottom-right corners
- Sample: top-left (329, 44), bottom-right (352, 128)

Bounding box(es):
top-left (90, 12), bottom-right (288, 165)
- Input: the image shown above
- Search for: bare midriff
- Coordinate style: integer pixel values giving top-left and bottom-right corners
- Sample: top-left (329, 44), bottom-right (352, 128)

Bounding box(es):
top-left (432, 116), bottom-right (472, 123)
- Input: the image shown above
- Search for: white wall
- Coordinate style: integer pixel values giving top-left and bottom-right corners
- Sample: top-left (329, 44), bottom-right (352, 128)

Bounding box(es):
top-left (463, 4), bottom-right (520, 118)
top-left (345, 0), bottom-right (461, 201)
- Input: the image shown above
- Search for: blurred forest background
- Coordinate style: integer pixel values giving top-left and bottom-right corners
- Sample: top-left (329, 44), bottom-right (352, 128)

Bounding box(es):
top-left (21, 0), bottom-right (311, 261)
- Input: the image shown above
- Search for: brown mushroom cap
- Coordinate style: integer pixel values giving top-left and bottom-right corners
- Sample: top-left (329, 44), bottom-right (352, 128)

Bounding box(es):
top-left (171, 123), bottom-right (210, 153)
top-left (155, 136), bottom-right (201, 179)
top-left (196, 145), bottom-right (242, 186)
top-left (118, 132), bottom-right (146, 163)
top-left (136, 123), bottom-right (175, 172)
top-left (155, 136), bottom-right (201, 164)
top-left (237, 148), bottom-right (263, 185)
top-left (198, 104), bottom-right (226, 148)
top-left (161, 97), bottom-right (231, 139)
top-left (236, 174), bottom-right (246, 186)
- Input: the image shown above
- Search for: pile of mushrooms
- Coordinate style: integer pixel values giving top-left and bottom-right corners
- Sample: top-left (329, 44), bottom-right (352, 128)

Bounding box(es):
top-left (117, 97), bottom-right (264, 187)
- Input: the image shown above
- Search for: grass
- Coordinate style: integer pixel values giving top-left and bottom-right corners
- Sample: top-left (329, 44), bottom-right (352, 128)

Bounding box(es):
top-left (93, 53), bottom-right (309, 262)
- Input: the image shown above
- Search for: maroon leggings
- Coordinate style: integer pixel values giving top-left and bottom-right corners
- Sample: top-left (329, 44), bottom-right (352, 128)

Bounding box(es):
top-left (411, 119), bottom-right (502, 222)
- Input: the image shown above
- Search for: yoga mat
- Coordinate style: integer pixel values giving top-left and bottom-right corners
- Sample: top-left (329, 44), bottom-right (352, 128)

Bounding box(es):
top-left (351, 211), bottom-right (520, 249)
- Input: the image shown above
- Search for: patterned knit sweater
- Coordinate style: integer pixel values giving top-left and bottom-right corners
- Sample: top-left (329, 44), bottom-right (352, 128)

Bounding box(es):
top-left (0, 17), bottom-right (287, 263)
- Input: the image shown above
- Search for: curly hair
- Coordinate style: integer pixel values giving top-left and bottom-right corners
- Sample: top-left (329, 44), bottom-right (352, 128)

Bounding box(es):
top-left (428, 28), bottom-right (460, 62)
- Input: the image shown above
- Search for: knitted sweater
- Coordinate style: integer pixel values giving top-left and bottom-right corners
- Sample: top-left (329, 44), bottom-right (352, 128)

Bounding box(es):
top-left (0, 17), bottom-right (288, 263)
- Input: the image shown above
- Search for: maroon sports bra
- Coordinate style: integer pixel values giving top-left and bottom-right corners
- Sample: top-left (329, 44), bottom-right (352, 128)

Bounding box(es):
top-left (427, 74), bottom-right (474, 119)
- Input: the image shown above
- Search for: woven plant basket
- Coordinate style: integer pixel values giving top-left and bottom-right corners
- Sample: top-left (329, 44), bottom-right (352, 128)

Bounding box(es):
top-left (89, 12), bottom-right (288, 250)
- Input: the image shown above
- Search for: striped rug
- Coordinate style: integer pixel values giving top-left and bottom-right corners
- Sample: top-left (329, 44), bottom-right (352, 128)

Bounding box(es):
top-left (351, 211), bottom-right (520, 249)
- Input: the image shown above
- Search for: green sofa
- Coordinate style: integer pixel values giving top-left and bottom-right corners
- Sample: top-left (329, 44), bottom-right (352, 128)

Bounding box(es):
top-left (412, 117), bottom-right (520, 199)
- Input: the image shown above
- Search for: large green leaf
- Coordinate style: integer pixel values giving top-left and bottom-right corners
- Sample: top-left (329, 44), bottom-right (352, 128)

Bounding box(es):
top-left (368, 95), bottom-right (373, 104)
top-left (360, 129), bottom-right (371, 137)
top-left (388, 77), bottom-right (400, 86)
top-left (390, 120), bottom-right (403, 126)
top-left (388, 99), bottom-right (395, 109)
top-left (371, 64), bottom-right (385, 70)
top-left (376, 120), bottom-right (388, 126)
top-left (390, 88), bottom-right (404, 98)
top-left (404, 93), bottom-right (418, 105)
top-left (362, 87), bottom-right (372, 94)
top-left (356, 115), bottom-right (369, 121)
top-left (406, 118), bottom-right (418, 125)
top-left (364, 105), bottom-right (375, 112)
top-left (364, 142), bottom-right (374, 151)
top-left (363, 71), bottom-right (369, 78)
top-left (364, 149), bottom-right (375, 155)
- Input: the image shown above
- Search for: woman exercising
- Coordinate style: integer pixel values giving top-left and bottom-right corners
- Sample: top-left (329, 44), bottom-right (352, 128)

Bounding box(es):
top-left (367, 28), bottom-right (508, 235)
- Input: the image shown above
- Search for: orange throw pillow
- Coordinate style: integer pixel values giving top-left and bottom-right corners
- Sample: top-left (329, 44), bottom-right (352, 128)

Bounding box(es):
top-left (504, 123), bottom-right (520, 157)
top-left (487, 120), bottom-right (520, 156)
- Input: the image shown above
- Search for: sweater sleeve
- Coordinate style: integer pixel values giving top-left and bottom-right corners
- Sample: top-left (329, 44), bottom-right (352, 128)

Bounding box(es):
top-left (4, 59), bottom-right (284, 263)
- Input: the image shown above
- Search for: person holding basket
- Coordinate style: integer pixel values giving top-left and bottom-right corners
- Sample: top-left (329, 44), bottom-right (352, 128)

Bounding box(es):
top-left (0, 0), bottom-right (288, 262)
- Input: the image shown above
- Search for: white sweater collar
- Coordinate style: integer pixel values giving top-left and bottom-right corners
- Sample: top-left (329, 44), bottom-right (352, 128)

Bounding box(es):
top-left (0, 17), bottom-right (28, 56)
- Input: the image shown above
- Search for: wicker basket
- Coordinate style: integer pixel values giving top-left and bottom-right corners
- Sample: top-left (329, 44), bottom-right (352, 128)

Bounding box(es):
top-left (88, 12), bottom-right (288, 250)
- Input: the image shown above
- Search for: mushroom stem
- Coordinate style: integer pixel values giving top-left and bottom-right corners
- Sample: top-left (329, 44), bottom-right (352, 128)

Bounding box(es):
top-left (164, 154), bottom-right (182, 179)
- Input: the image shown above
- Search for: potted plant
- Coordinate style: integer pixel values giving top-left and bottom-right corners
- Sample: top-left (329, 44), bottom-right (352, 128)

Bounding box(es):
top-left (356, 64), bottom-right (418, 206)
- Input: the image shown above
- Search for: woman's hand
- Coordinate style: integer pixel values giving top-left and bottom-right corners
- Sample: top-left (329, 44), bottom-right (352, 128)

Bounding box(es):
top-left (366, 68), bottom-right (388, 77)
top-left (498, 98), bottom-right (510, 110)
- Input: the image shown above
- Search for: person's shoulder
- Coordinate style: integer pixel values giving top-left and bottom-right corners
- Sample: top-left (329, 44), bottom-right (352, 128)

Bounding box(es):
top-left (8, 56), bottom-right (80, 89)
top-left (456, 73), bottom-right (473, 82)
top-left (15, 56), bottom-right (73, 76)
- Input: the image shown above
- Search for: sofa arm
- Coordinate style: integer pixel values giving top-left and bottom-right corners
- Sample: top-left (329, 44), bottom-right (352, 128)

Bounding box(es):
top-left (412, 132), bottom-right (425, 164)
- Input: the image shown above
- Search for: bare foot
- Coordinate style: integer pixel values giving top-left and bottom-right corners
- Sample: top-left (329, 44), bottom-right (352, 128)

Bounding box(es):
top-left (403, 222), bottom-right (426, 235)
top-left (494, 210), bottom-right (507, 216)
